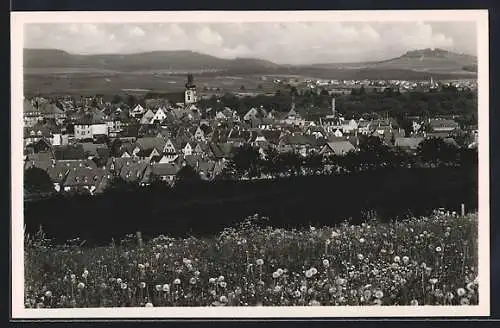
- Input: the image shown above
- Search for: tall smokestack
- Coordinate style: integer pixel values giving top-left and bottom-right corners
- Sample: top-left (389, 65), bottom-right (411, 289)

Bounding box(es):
top-left (331, 97), bottom-right (336, 117)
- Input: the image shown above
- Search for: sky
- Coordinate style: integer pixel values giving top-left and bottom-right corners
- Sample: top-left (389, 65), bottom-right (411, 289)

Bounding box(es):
top-left (24, 21), bottom-right (477, 65)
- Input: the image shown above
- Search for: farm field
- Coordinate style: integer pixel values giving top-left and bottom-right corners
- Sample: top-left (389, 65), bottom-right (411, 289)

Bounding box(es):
top-left (24, 212), bottom-right (478, 308)
top-left (23, 72), bottom-right (279, 97)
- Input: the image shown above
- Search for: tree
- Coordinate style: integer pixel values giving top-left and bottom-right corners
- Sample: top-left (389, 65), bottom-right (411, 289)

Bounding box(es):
top-left (175, 165), bottom-right (201, 186)
top-left (257, 84), bottom-right (263, 90)
top-left (109, 138), bottom-right (123, 157)
top-left (228, 145), bottom-right (262, 178)
top-left (240, 85), bottom-right (246, 90)
top-left (417, 137), bottom-right (459, 166)
top-left (24, 167), bottom-right (54, 194)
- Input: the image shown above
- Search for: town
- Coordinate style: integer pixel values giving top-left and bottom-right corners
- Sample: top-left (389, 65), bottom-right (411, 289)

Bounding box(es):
top-left (23, 74), bottom-right (479, 198)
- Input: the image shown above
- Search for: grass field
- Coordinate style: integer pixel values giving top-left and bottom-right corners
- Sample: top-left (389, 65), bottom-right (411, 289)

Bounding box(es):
top-left (24, 211), bottom-right (478, 308)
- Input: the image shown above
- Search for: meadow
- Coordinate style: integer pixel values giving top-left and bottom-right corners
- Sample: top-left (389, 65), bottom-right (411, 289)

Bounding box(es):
top-left (24, 211), bottom-right (478, 308)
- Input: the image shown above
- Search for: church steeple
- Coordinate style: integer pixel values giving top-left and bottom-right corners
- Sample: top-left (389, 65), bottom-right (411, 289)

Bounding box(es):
top-left (184, 73), bottom-right (197, 105)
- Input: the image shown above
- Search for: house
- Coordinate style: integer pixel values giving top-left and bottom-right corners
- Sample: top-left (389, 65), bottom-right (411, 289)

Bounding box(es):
top-left (140, 109), bottom-right (156, 125)
top-left (133, 137), bottom-right (167, 157)
top-left (46, 159), bottom-right (98, 192)
top-left (150, 107), bottom-right (167, 124)
top-left (130, 104), bottom-right (146, 118)
top-left (428, 119), bottom-right (460, 133)
top-left (39, 103), bottom-right (66, 125)
top-left (74, 117), bottom-right (109, 141)
top-left (150, 163), bottom-right (180, 184)
top-left (24, 124), bottom-right (52, 146)
top-left (116, 159), bottom-right (151, 183)
top-left (24, 152), bottom-right (54, 171)
top-left (180, 141), bottom-right (194, 157)
top-left (394, 137), bottom-right (424, 153)
top-left (279, 134), bottom-right (317, 157)
top-left (105, 119), bottom-right (123, 137)
top-left (193, 126), bottom-right (206, 142)
top-left (23, 99), bottom-right (43, 127)
top-left (305, 126), bottom-right (327, 139)
top-left (357, 120), bottom-right (372, 135)
top-left (62, 167), bottom-right (109, 195)
top-left (320, 141), bottom-right (356, 156)
top-left (280, 104), bottom-right (306, 127)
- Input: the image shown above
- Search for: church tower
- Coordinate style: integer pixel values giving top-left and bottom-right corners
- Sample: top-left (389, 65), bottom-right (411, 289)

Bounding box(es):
top-left (184, 73), bottom-right (197, 105)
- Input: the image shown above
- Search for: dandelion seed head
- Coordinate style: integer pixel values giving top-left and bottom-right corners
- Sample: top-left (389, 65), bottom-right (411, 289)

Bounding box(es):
top-left (256, 259), bottom-right (264, 266)
top-left (410, 299), bottom-right (419, 306)
top-left (139, 282), bottom-right (146, 289)
top-left (323, 259), bottom-right (330, 267)
top-left (77, 282), bottom-right (85, 290)
top-left (145, 302), bottom-right (153, 307)
top-left (375, 290), bottom-right (384, 299)
top-left (457, 288), bottom-right (466, 297)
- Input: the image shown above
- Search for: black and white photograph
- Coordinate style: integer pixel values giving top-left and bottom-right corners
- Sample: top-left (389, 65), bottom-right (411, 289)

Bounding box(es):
top-left (11, 10), bottom-right (490, 318)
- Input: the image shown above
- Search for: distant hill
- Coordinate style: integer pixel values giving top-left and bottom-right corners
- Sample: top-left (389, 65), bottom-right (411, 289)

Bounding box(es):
top-left (23, 48), bottom-right (477, 86)
top-left (23, 49), bottom-right (280, 73)
top-left (311, 48), bottom-right (477, 75)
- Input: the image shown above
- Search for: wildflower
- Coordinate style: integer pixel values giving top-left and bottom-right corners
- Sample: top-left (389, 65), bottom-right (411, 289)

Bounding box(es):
top-left (162, 284), bottom-right (170, 292)
top-left (116, 278), bottom-right (122, 284)
top-left (121, 283), bottom-right (128, 290)
top-left (139, 282), bottom-right (146, 289)
top-left (372, 268), bottom-right (379, 275)
top-left (300, 285), bottom-right (307, 293)
top-left (375, 290), bottom-right (384, 299)
top-left (277, 268), bottom-right (284, 276)
top-left (173, 278), bottom-right (181, 285)
top-left (402, 256), bottom-right (410, 264)
top-left (44, 291), bottom-right (52, 298)
top-left (145, 302), bottom-right (154, 307)
top-left (309, 300), bottom-right (321, 306)
top-left (256, 259), bottom-right (264, 266)
top-left (189, 277), bottom-right (197, 285)
top-left (194, 270), bottom-right (200, 277)
top-left (155, 284), bottom-right (162, 292)
top-left (183, 258), bottom-right (192, 265)
top-left (77, 282), bottom-right (85, 290)
top-left (218, 275), bottom-right (225, 282)
top-left (82, 269), bottom-right (89, 278)
top-left (138, 263), bottom-right (145, 270)
top-left (457, 288), bottom-right (466, 297)
top-left (435, 246), bottom-right (442, 253)
top-left (429, 278), bottom-right (438, 285)
top-left (331, 231), bottom-right (340, 238)
top-left (323, 259), bottom-right (330, 267)
top-left (357, 253), bottom-right (364, 261)
top-left (219, 281), bottom-right (227, 288)
top-left (329, 287), bottom-right (336, 294)
top-left (460, 298), bottom-right (470, 305)
top-left (209, 278), bottom-right (216, 284)
top-left (446, 292), bottom-right (455, 301)
top-left (220, 295), bottom-right (228, 303)
top-left (410, 299), bottom-right (419, 306)
top-left (272, 271), bottom-right (280, 279)
top-left (294, 290), bottom-right (301, 298)
top-left (305, 270), bottom-right (313, 278)
top-left (70, 274), bottom-right (76, 281)
top-left (373, 299), bottom-right (382, 305)
top-left (363, 289), bottom-right (372, 299)
top-left (421, 262), bottom-right (427, 269)
top-left (466, 282), bottom-right (475, 292)
top-left (274, 285), bottom-right (282, 293)
top-left (155, 253), bottom-right (161, 260)
top-left (393, 256), bottom-right (401, 263)
top-left (359, 238), bottom-right (365, 243)
top-left (310, 267), bottom-right (318, 275)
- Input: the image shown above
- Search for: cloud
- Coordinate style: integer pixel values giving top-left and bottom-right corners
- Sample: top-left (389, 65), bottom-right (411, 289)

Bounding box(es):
top-left (23, 21), bottom-right (476, 64)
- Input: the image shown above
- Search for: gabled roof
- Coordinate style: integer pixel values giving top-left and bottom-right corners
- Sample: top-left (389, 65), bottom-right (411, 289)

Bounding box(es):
top-left (64, 167), bottom-right (107, 187)
top-left (429, 119), bottom-right (460, 129)
top-left (322, 141), bottom-right (356, 155)
top-left (261, 130), bottom-right (282, 145)
top-left (151, 163), bottom-right (180, 176)
top-left (118, 160), bottom-right (150, 182)
top-left (81, 143), bottom-right (108, 157)
top-left (135, 137), bottom-right (166, 152)
top-left (394, 137), bottom-right (424, 149)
